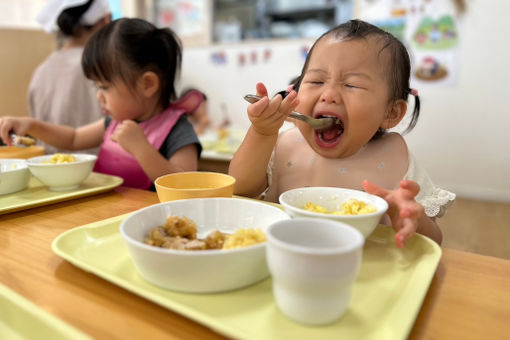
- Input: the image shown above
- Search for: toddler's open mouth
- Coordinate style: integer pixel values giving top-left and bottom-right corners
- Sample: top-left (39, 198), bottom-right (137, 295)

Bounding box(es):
top-left (315, 115), bottom-right (344, 145)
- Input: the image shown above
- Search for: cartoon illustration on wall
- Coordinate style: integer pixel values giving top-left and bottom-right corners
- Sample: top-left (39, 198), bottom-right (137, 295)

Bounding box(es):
top-left (413, 15), bottom-right (458, 49)
top-left (415, 56), bottom-right (448, 80)
top-left (357, 0), bottom-right (464, 87)
top-left (412, 15), bottom-right (457, 81)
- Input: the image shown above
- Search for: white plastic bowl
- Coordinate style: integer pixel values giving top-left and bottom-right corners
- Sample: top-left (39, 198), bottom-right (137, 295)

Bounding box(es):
top-left (279, 187), bottom-right (388, 238)
top-left (120, 197), bottom-right (291, 293)
top-left (26, 154), bottom-right (97, 191)
top-left (0, 159), bottom-right (30, 195)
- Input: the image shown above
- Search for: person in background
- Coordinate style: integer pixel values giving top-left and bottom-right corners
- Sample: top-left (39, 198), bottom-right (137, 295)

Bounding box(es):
top-left (229, 19), bottom-right (455, 248)
top-left (28, 0), bottom-right (111, 154)
top-left (179, 88), bottom-right (211, 135)
top-left (0, 18), bottom-right (202, 191)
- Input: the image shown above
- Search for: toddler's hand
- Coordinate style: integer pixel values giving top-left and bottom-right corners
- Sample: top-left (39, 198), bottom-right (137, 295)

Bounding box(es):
top-left (362, 179), bottom-right (424, 248)
top-left (0, 117), bottom-right (33, 146)
top-left (248, 82), bottom-right (299, 136)
top-left (110, 120), bottom-right (150, 155)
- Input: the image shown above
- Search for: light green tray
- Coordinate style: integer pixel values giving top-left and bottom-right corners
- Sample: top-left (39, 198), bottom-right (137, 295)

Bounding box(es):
top-left (0, 172), bottom-right (123, 215)
top-left (52, 214), bottom-right (441, 340)
top-left (0, 283), bottom-right (92, 340)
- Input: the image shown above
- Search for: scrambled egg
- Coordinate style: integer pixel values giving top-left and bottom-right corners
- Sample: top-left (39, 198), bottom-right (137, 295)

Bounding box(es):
top-left (222, 228), bottom-right (266, 250)
top-left (44, 153), bottom-right (77, 164)
top-left (304, 199), bottom-right (377, 215)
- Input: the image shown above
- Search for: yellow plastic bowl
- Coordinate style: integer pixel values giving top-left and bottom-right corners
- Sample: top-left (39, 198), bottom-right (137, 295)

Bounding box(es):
top-left (155, 171), bottom-right (235, 202)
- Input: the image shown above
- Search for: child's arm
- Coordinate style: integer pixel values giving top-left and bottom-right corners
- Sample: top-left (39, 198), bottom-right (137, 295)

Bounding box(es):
top-left (110, 120), bottom-right (198, 181)
top-left (362, 179), bottom-right (442, 248)
top-left (0, 116), bottom-right (104, 150)
top-left (228, 83), bottom-right (298, 197)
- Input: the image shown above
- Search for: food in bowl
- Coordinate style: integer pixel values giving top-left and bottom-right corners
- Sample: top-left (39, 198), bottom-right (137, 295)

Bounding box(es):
top-left (26, 154), bottom-right (96, 191)
top-left (223, 228), bottom-right (266, 249)
top-left (43, 153), bottom-right (76, 164)
top-left (155, 171), bottom-right (235, 202)
top-left (279, 187), bottom-right (388, 238)
top-left (304, 199), bottom-right (377, 215)
top-left (144, 215), bottom-right (266, 251)
top-left (120, 197), bottom-right (290, 293)
top-left (0, 159), bottom-right (31, 195)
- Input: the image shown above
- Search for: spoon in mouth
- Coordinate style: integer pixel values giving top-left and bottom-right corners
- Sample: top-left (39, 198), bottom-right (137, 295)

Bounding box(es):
top-left (243, 94), bottom-right (339, 130)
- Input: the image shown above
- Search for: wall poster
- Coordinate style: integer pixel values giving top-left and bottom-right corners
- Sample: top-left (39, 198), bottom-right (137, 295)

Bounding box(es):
top-left (155, 0), bottom-right (212, 46)
top-left (356, 0), bottom-right (463, 87)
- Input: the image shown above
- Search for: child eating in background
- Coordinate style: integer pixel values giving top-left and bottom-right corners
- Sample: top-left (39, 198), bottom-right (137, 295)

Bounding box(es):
top-left (229, 19), bottom-right (455, 248)
top-left (179, 88), bottom-right (211, 135)
top-left (0, 18), bottom-right (202, 190)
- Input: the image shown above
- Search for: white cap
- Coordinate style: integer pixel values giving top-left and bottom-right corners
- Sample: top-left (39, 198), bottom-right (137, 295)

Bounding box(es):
top-left (36, 0), bottom-right (111, 33)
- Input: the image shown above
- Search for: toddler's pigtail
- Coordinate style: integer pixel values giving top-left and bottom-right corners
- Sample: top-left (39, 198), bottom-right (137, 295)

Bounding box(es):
top-left (403, 88), bottom-right (420, 134)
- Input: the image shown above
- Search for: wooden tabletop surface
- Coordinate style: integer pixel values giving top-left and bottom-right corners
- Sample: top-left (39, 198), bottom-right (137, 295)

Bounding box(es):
top-left (1, 187), bottom-right (509, 339)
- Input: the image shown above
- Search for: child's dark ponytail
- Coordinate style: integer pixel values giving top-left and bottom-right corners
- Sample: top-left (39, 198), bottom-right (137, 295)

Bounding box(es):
top-left (150, 28), bottom-right (182, 103)
top-left (403, 89), bottom-right (420, 135)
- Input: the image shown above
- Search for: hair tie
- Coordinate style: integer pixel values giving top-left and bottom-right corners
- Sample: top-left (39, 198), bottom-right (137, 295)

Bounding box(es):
top-left (286, 84), bottom-right (295, 93)
top-left (409, 88), bottom-right (418, 96)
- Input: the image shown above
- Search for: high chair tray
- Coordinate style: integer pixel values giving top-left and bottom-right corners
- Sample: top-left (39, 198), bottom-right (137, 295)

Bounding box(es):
top-left (52, 214), bottom-right (441, 340)
top-left (0, 283), bottom-right (92, 340)
top-left (0, 172), bottom-right (123, 215)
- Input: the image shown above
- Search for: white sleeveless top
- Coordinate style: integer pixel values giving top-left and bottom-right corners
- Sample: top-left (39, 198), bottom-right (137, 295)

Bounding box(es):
top-left (265, 128), bottom-right (455, 218)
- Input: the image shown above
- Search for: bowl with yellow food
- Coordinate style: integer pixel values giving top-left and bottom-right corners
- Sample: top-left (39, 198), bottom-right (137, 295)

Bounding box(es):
top-left (26, 153), bottom-right (97, 191)
top-left (279, 187), bottom-right (388, 238)
top-left (155, 171), bottom-right (235, 202)
top-left (120, 197), bottom-right (290, 293)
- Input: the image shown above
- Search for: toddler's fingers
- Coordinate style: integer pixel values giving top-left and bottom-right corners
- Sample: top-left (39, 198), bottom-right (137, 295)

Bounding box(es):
top-left (394, 220), bottom-right (416, 248)
top-left (255, 82), bottom-right (269, 98)
top-left (399, 180), bottom-right (420, 198)
top-left (247, 96), bottom-right (270, 117)
top-left (279, 91), bottom-right (298, 115)
top-left (400, 202), bottom-right (424, 219)
top-left (362, 180), bottom-right (389, 198)
top-left (0, 121), bottom-right (13, 146)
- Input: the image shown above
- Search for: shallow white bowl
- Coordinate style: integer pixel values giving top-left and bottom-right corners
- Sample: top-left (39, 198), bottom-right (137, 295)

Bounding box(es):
top-left (0, 159), bottom-right (31, 195)
top-left (279, 187), bottom-right (389, 238)
top-left (26, 154), bottom-right (97, 191)
top-left (120, 197), bottom-right (291, 293)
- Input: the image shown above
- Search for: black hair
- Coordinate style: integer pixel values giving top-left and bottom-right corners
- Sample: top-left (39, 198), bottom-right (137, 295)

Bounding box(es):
top-left (295, 19), bottom-right (420, 136)
top-left (82, 18), bottom-right (182, 109)
top-left (57, 0), bottom-right (94, 37)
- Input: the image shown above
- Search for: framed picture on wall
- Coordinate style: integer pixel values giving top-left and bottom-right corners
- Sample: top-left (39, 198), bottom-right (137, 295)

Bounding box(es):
top-left (155, 0), bottom-right (212, 46)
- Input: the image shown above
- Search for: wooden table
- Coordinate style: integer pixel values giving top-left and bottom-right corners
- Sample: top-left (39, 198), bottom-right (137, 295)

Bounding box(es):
top-left (1, 187), bottom-right (509, 339)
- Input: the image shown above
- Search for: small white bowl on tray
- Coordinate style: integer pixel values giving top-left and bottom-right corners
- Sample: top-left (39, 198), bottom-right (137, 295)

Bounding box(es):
top-left (120, 197), bottom-right (290, 293)
top-left (26, 154), bottom-right (97, 191)
top-left (0, 159), bottom-right (31, 195)
top-left (279, 187), bottom-right (388, 238)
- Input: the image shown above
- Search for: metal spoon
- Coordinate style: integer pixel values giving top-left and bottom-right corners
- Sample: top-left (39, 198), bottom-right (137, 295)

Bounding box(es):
top-left (243, 94), bottom-right (338, 130)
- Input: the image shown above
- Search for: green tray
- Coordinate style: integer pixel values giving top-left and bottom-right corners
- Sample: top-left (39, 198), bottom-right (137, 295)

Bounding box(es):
top-left (0, 172), bottom-right (123, 215)
top-left (0, 283), bottom-right (92, 340)
top-left (52, 214), bottom-right (441, 340)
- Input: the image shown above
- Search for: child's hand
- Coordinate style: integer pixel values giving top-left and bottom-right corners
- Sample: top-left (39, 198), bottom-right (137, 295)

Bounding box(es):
top-left (248, 82), bottom-right (299, 136)
top-left (0, 117), bottom-right (33, 146)
top-left (362, 179), bottom-right (425, 248)
top-left (110, 120), bottom-right (150, 155)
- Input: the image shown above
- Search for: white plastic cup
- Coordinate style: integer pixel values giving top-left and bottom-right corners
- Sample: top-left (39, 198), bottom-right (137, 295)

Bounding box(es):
top-left (266, 218), bottom-right (364, 325)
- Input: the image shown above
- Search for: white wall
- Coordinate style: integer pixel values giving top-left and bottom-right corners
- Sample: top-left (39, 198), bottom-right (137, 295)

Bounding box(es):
top-left (181, 0), bottom-right (510, 203)
top-left (404, 1), bottom-right (510, 202)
